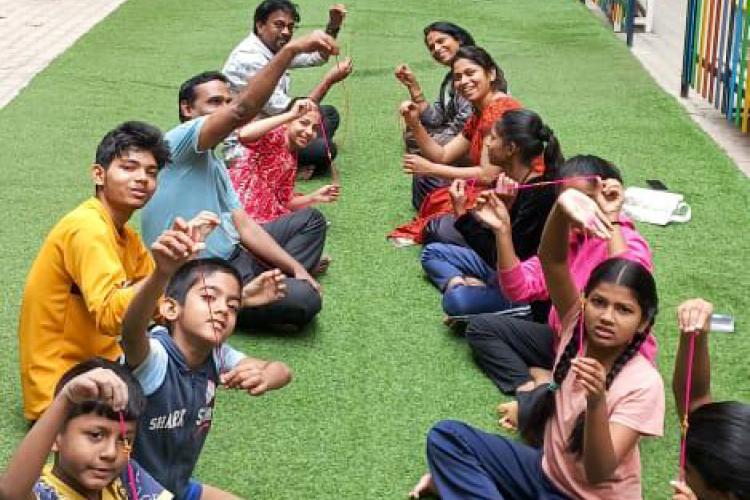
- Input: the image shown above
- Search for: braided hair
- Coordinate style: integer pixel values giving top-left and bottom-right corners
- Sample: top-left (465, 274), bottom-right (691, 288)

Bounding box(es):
top-left (521, 258), bottom-right (658, 451)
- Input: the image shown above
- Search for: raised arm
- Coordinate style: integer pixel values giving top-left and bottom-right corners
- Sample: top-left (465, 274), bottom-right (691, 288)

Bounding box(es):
top-left (238, 99), bottom-right (313, 143)
top-left (199, 31), bottom-right (338, 151)
top-left (308, 57), bottom-right (352, 103)
top-left (673, 299), bottom-right (714, 419)
top-left (539, 188), bottom-right (613, 320)
top-left (0, 369), bottom-right (129, 499)
top-left (121, 217), bottom-right (210, 368)
top-left (400, 101), bottom-right (470, 164)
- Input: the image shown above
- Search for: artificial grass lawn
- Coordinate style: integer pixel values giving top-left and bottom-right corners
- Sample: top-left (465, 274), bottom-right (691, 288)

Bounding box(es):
top-left (1, 0), bottom-right (748, 497)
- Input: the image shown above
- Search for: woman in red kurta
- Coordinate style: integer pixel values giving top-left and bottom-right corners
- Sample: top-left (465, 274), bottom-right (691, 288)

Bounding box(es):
top-left (229, 99), bottom-right (339, 224)
top-left (389, 46), bottom-right (543, 244)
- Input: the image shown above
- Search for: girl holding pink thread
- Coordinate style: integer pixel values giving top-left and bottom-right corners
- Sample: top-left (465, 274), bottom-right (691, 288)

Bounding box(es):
top-left (411, 188), bottom-right (665, 500)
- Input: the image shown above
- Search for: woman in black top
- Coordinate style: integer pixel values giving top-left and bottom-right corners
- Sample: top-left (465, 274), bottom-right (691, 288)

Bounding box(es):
top-left (420, 109), bottom-right (563, 320)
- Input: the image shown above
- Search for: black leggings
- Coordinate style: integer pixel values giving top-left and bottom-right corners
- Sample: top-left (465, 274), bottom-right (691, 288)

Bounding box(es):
top-left (466, 314), bottom-right (555, 395)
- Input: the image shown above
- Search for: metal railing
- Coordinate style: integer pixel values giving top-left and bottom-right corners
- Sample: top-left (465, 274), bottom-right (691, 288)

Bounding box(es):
top-left (590, 0), bottom-right (637, 46)
top-left (681, 0), bottom-right (750, 133)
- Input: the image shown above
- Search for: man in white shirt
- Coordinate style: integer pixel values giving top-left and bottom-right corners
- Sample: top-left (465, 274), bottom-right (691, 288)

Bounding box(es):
top-left (222, 0), bottom-right (352, 178)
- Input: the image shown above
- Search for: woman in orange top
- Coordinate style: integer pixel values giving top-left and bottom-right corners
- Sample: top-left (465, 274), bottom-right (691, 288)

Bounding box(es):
top-left (390, 46), bottom-right (542, 245)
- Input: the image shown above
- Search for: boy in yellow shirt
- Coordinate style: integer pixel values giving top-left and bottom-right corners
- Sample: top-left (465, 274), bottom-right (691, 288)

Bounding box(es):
top-left (18, 121), bottom-right (170, 421)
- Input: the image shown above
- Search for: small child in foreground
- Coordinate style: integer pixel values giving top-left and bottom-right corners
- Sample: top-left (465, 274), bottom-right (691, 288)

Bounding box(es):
top-left (0, 358), bottom-right (171, 499)
top-left (121, 216), bottom-right (291, 499)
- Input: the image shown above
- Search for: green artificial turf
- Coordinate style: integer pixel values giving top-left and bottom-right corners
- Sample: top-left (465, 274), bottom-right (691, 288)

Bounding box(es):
top-left (1, 0), bottom-right (748, 497)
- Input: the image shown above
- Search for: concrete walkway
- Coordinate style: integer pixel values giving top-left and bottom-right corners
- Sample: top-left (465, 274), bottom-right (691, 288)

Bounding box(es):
top-left (602, 0), bottom-right (750, 177)
top-left (0, 0), bottom-right (126, 108)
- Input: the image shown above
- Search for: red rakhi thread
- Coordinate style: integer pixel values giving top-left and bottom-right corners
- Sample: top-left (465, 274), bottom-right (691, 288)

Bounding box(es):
top-left (578, 296), bottom-right (586, 357)
top-left (679, 332), bottom-right (698, 482)
top-left (198, 268), bottom-right (226, 378)
top-left (118, 411), bottom-right (138, 500)
top-left (317, 114), bottom-right (340, 186)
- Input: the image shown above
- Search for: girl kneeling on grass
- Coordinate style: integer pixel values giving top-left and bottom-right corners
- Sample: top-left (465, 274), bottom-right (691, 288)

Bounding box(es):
top-left (411, 187), bottom-right (665, 499)
top-left (671, 298), bottom-right (750, 500)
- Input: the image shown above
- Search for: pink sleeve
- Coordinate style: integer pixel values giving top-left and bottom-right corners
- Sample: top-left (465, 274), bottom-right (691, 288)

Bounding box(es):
top-left (498, 257), bottom-right (550, 302)
top-left (609, 363), bottom-right (665, 437)
top-left (618, 224), bottom-right (654, 272)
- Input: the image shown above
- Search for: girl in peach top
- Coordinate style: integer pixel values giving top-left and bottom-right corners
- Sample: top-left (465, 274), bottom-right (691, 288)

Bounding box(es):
top-left (411, 188), bottom-right (665, 500)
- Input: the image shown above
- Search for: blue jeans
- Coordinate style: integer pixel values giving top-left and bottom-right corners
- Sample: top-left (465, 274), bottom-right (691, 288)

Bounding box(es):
top-left (421, 243), bottom-right (528, 317)
top-left (426, 420), bottom-right (569, 500)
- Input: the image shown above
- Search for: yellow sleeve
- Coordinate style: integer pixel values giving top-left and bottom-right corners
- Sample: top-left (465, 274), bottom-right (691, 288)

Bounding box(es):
top-left (63, 225), bottom-right (138, 337)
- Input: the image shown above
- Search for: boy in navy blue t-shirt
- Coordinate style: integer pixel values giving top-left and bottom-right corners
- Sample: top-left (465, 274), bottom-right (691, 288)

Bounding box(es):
top-left (121, 216), bottom-right (292, 498)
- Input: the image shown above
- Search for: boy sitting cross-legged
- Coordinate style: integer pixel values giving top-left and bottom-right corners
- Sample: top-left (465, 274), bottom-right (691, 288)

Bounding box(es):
top-left (120, 216), bottom-right (292, 499)
top-left (0, 358), bottom-right (172, 499)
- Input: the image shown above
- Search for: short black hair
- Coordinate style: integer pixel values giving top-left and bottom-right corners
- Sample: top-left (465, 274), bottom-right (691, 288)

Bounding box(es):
top-left (558, 154), bottom-right (624, 184)
top-left (94, 121), bottom-right (170, 170)
top-left (165, 258), bottom-right (243, 306)
top-left (54, 358), bottom-right (146, 426)
top-left (253, 0), bottom-right (300, 34)
top-left (178, 71), bottom-right (229, 122)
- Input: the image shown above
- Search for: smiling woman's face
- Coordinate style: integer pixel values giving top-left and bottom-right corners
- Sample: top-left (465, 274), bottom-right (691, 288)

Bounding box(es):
top-left (425, 30), bottom-right (460, 66)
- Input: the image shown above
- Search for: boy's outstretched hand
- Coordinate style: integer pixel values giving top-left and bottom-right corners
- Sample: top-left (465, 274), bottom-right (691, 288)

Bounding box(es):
top-left (61, 367), bottom-right (129, 412)
top-left (221, 364), bottom-right (272, 395)
top-left (242, 269), bottom-right (287, 308)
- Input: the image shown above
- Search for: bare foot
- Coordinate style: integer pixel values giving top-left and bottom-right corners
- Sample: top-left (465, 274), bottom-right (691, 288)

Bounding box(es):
top-left (242, 269), bottom-right (287, 307)
top-left (464, 276), bottom-right (486, 287)
top-left (497, 401), bottom-right (519, 431)
top-left (313, 255), bottom-right (332, 276)
top-left (445, 276), bottom-right (467, 290)
top-left (408, 473), bottom-right (436, 498)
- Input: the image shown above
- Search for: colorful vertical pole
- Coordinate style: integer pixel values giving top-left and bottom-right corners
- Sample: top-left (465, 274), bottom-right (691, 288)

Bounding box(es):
top-left (683, 0), bottom-right (699, 96)
top-left (626, 0), bottom-right (636, 46)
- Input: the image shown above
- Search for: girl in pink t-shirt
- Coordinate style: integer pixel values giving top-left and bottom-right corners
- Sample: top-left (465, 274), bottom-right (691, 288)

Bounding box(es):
top-left (229, 99), bottom-right (340, 224)
top-left (412, 188), bottom-right (665, 500)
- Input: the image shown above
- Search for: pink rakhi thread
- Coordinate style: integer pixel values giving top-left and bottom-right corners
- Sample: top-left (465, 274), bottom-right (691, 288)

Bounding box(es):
top-left (496, 175), bottom-right (599, 193)
top-left (119, 411), bottom-right (138, 500)
top-left (679, 332), bottom-right (697, 482)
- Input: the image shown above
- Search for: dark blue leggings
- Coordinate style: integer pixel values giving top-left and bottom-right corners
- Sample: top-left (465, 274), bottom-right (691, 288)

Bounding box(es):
top-left (426, 420), bottom-right (569, 500)
top-left (420, 243), bottom-right (528, 317)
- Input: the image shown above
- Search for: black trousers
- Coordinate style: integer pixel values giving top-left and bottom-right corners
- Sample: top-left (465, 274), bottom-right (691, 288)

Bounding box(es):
top-left (296, 104), bottom-right (340, 177)
top-left (465, 314), bottom-right (555, 395)
top-left (228, 209), bottom-right (325, 329)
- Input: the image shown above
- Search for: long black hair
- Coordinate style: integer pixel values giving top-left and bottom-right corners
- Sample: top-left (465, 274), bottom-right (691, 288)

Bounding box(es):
top-left (521, 258), bottom-right (658, 451)
top-left (494, 109), bottom-right (564, 179)
top-left (423, 22), bottom-right (476, 122)
top-left (687, 401), bottom-right (750, 498)
top-left (451, 46), bottom-right (508, 94)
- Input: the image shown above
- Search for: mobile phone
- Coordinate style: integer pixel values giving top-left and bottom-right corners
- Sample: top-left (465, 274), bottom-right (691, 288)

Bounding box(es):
top-left (646, 179), bottom-right (669, 191)
top-left (710, 313), bottom-right (735, 333)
